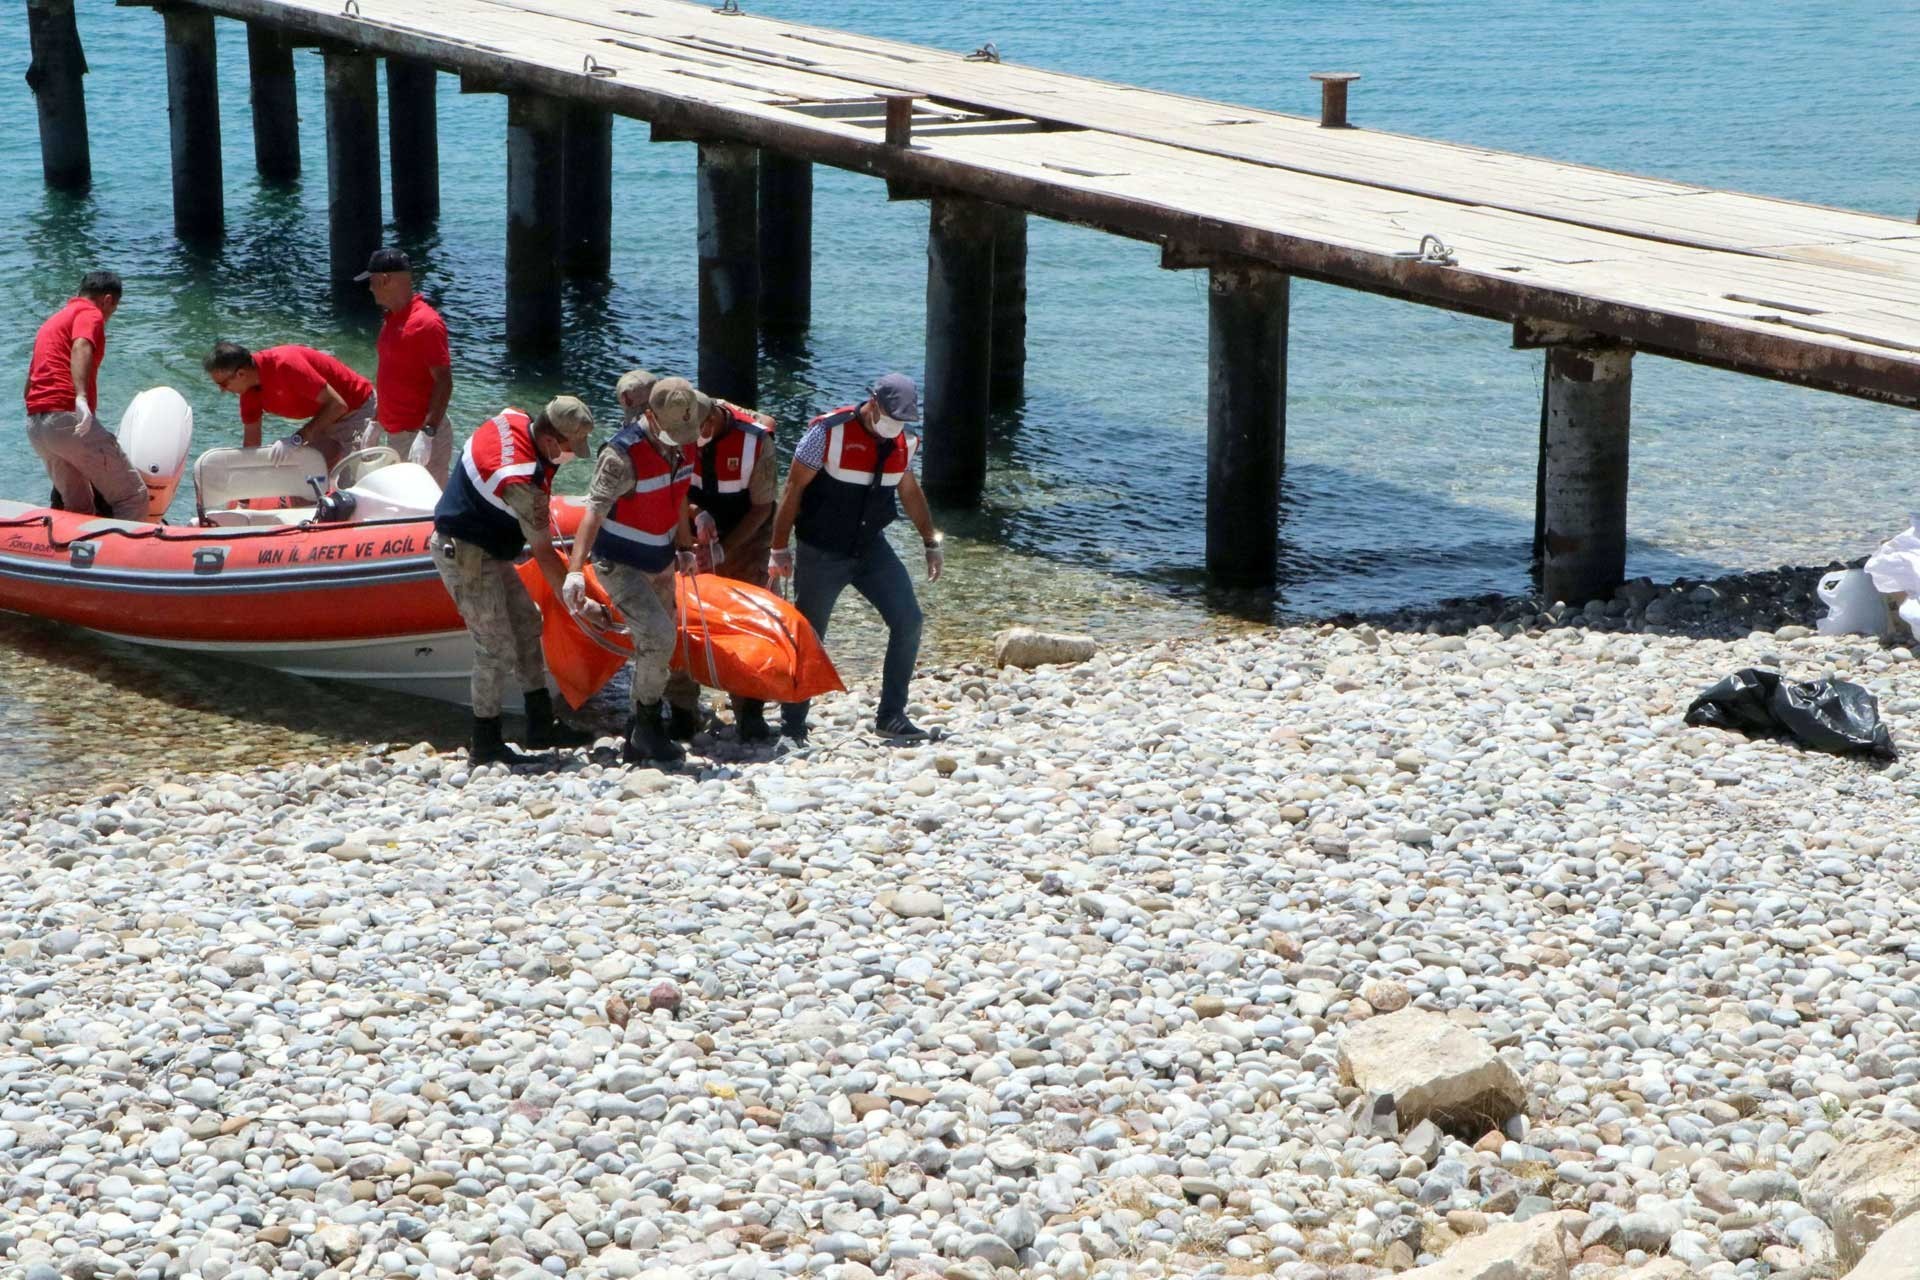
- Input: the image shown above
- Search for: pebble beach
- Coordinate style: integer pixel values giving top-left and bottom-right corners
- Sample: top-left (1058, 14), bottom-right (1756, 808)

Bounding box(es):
top-left (5, 573), bottom-right (1920, 1280)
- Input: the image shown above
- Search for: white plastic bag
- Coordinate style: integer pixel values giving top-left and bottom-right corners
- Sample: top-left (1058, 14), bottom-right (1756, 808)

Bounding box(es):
top-left (1816, 569), bottom-right (1893, 638)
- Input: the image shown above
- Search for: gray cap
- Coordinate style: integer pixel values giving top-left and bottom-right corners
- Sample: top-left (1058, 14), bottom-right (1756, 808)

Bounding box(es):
top-left (649, 377), bottom-right (711, 445)
top-left (868, 372), bottom-right (920, 422)
top-left (542, 395), bottom-right (595, 451)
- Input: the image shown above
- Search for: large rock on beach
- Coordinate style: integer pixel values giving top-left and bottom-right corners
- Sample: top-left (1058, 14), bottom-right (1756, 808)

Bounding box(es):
top-left (992, 627), bottom-right (1097, 669)
top-left (1338, 1008), bottom-right (1525, 1137)
top-left (1400, 1211), bottom-right (1575, 1280)
top-left (1841, 1213), bottom-right (1920, 1280)
top-left (1806, 1120), bottom-right (1920, 1265)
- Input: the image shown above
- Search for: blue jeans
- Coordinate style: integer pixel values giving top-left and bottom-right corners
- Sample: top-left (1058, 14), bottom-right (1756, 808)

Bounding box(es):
top-left (784, 536), bottom-right (923, 729)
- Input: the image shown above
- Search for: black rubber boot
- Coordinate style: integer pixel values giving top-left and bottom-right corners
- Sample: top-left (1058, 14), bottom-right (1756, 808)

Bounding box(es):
top-left (623, 712), bottom-right (686, 765)
top-left (471, 715), bottom-right (534, 766)
top-left (666, 701), bottom-right (702, 742)
top-left (733, 699), bottom-right (776, 742)
top-left (522, 688), bottom-right (593, 749)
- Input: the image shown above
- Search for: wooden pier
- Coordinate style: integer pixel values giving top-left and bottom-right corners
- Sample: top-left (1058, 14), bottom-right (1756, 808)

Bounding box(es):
top-left (34, 0), bottom-right (1920, 601)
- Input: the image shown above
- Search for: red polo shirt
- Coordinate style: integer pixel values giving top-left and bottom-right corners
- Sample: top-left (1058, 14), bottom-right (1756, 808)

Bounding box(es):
top-left (374, 294), bottom-right (451, 432)
top-left (239, 345), bottom-right (372, 426)
top-left (24, 297), bottom-right (107, 415)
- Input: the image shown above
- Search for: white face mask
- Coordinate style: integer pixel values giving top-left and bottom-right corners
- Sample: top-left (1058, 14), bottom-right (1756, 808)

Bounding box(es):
top-left (872, 414), bottom-right (906, 439)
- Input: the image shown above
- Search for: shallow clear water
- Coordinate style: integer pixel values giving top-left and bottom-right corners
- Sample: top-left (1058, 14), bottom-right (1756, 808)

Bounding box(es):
top-left (1, 0), bottom-right (1917, 801)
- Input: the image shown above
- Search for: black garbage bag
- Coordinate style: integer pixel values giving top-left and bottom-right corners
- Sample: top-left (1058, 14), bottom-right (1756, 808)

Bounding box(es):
top-left (1684, 668), bottom-right (1896, 759)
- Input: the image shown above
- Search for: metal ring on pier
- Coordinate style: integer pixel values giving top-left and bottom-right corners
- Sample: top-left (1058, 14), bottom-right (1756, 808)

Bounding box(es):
top-left (582, 54), bottom-right (617, 78)
top-left (966, 43), bottom-right (1000, 63)
top-left (341, 0), bottom-right (360, 15)
top-left (712, 0), bottom-right (742, 13)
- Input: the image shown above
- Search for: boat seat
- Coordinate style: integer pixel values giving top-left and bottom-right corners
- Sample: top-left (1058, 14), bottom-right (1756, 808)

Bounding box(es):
top-left (202, 509), bottom-right (300, 529)
top-left (195, 445), bottom-right (328, 516)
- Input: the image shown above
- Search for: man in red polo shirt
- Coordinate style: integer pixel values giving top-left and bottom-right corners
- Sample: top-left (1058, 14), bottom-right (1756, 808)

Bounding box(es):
top-left (356, 248), bottom-right (455, 485)
top-left (22, 270), bottom-right (147, 520)
top-left (201, 341), bottom-right (377, 470)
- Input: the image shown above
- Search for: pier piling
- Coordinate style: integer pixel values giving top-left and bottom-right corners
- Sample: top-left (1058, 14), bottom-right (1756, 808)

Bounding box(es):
top-left (163, 8), bottom-right (223, 241)
top-left (1311, 72), bottom-right (1359, 128)
top-left (386, 58), bottom-right (440, 227)
top-left (506, 93), bottom-right (564, 353)
top-left (323, 50), bottom-right (381, 301)
top-left (560, 103), bottom-right (613, 278)
top-left (921, 196), bottom-right (997, 504)
top-left (758, 151), bottom-right (812, 336)
top-left (696, 141), bottom-right (761, 406)
top-left (1540, 343), bottom-right (1633, 605)
top-left (1207, 264), bottom-right (1289, 587)
top-left (245, 24), bottom-right (300, 184)
top-left (25, 0), bottom-right (91, 191)
top-left (989, 206), bottom-right (1028, 409)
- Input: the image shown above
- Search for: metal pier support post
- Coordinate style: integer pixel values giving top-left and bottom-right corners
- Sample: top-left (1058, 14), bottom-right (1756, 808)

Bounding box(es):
top-left (26, 0), bottom-right (91, 191)
top-left (1206, 264), bottom-right (1289, 586)
top-left (246, 25), bottom-right (300, 184)
top-left (506, 92), bottom-right (564, 353)
top-left (921, 195), bottom-right (997, 504)
top-left (989, 205), bottom-right (1027, 409)
top-left (323, 50), bottom-right (381, 301)
top-left (1540, 344), bottom-right (1633, 605)
top-left (697, 141), bottom-right (760, 406)
top-left (758, 151), bottom-right (812, 335)
top-left (386, 57), bottom-right (439, 227)
top-left (163, 7), bottom-right (222, 240)
top-left (561, 103), bottom-right (612, 277)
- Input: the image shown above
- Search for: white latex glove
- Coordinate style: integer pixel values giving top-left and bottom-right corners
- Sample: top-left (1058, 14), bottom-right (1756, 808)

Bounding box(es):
top-left (407, 430), bottom-right (433, 468)
top-left (675, 549), bottom-right (699, 576)
top-left (267, 433), bottom-right (305, 465)
top-left (925, 541), bottom-right (945, 583)
top-left (768, 546), bottom-right (795, 580)
top-left (561, 571), bottom-right (588, 615)
top-left (694, 510), bottom-right (718, 544)
top-left (74, 396), bottom-right (91, 423)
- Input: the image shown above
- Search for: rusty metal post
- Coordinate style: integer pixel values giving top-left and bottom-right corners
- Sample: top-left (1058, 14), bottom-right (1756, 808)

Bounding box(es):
top-left (758, 150), bottom-right (812, 336)
top-left (387, 57), bottom-right (439, 227)
top-left (1310, 72), bottom-right (1359, 128)
top-left (988, 205), bottom-right (1027, 409)
top-left (506, 92), bottom-right (565, 353)
top-left (246, 24), bottom-right (300, 184)
top-left (164, 8), bottom-right (223, 241)
top-left (884, 94), bottom-right (915, 147)
top-left (1207, 263), bottom-right (1289, 587)
top-left (561, 102), bottom-right (612, 277)
top-left (26, 0), bottom-right (91, 191)
top-left (922, 195), bottom-right (996, 504)
top-left (1540, 344), bottom-right (1633, 605)
top-left (697, 141), bottom-right (760, 405)
top-left (323, 50), bottom-right (381, 302)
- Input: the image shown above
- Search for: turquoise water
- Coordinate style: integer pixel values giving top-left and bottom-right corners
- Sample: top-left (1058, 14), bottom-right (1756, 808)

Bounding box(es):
top-left (1, 0), bottom-right (1918, 796)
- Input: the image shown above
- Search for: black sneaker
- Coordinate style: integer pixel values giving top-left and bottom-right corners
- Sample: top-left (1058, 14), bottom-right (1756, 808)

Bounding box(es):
top-left (623, 713), bottom-right (685, 765)
top-left (665, 702), bottom-right (703, 742)
top-left (875, 714), bottom-right (930, 742)
top-left (779, 718), bottom-right (810, 745)
top-left (734, 704), bottom-right (778, 743)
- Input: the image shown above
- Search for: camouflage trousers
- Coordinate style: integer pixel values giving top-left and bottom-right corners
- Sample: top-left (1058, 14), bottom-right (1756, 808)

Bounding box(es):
top-left (595, 558), bottom-right (684, 713)
top-left (432, 531), bottom-right (544, 717)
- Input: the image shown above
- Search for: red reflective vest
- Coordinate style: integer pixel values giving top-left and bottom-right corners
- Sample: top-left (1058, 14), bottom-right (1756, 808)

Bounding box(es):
top-left (796, 406), bottom-right (917, 555)
top-left (434, 408), bottom-right (555, 560)
top-left (592, 421), bottom-right (692, 572)
top-left (685, 402), bottom-right (771, 534)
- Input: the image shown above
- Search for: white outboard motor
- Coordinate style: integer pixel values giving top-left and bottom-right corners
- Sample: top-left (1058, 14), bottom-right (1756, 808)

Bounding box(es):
top-left (118, 387), bottom-right (194, 519)
top-left (341, 461), bottom-right (442, 521)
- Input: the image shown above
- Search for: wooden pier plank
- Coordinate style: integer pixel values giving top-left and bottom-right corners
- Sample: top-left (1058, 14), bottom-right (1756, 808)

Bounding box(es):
top-left (164, 0), bottom-right (1920, 405)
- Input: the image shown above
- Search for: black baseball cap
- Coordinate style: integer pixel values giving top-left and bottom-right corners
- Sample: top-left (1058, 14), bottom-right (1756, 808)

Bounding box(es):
top-left (353, 247), bottom-right (412, 281)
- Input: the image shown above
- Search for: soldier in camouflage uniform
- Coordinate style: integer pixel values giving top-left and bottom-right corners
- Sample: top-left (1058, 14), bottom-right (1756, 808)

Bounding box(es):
top-left (431, 396), bottom-right (598, 764)
top-left (563, 376), bottom-right (701, 764)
